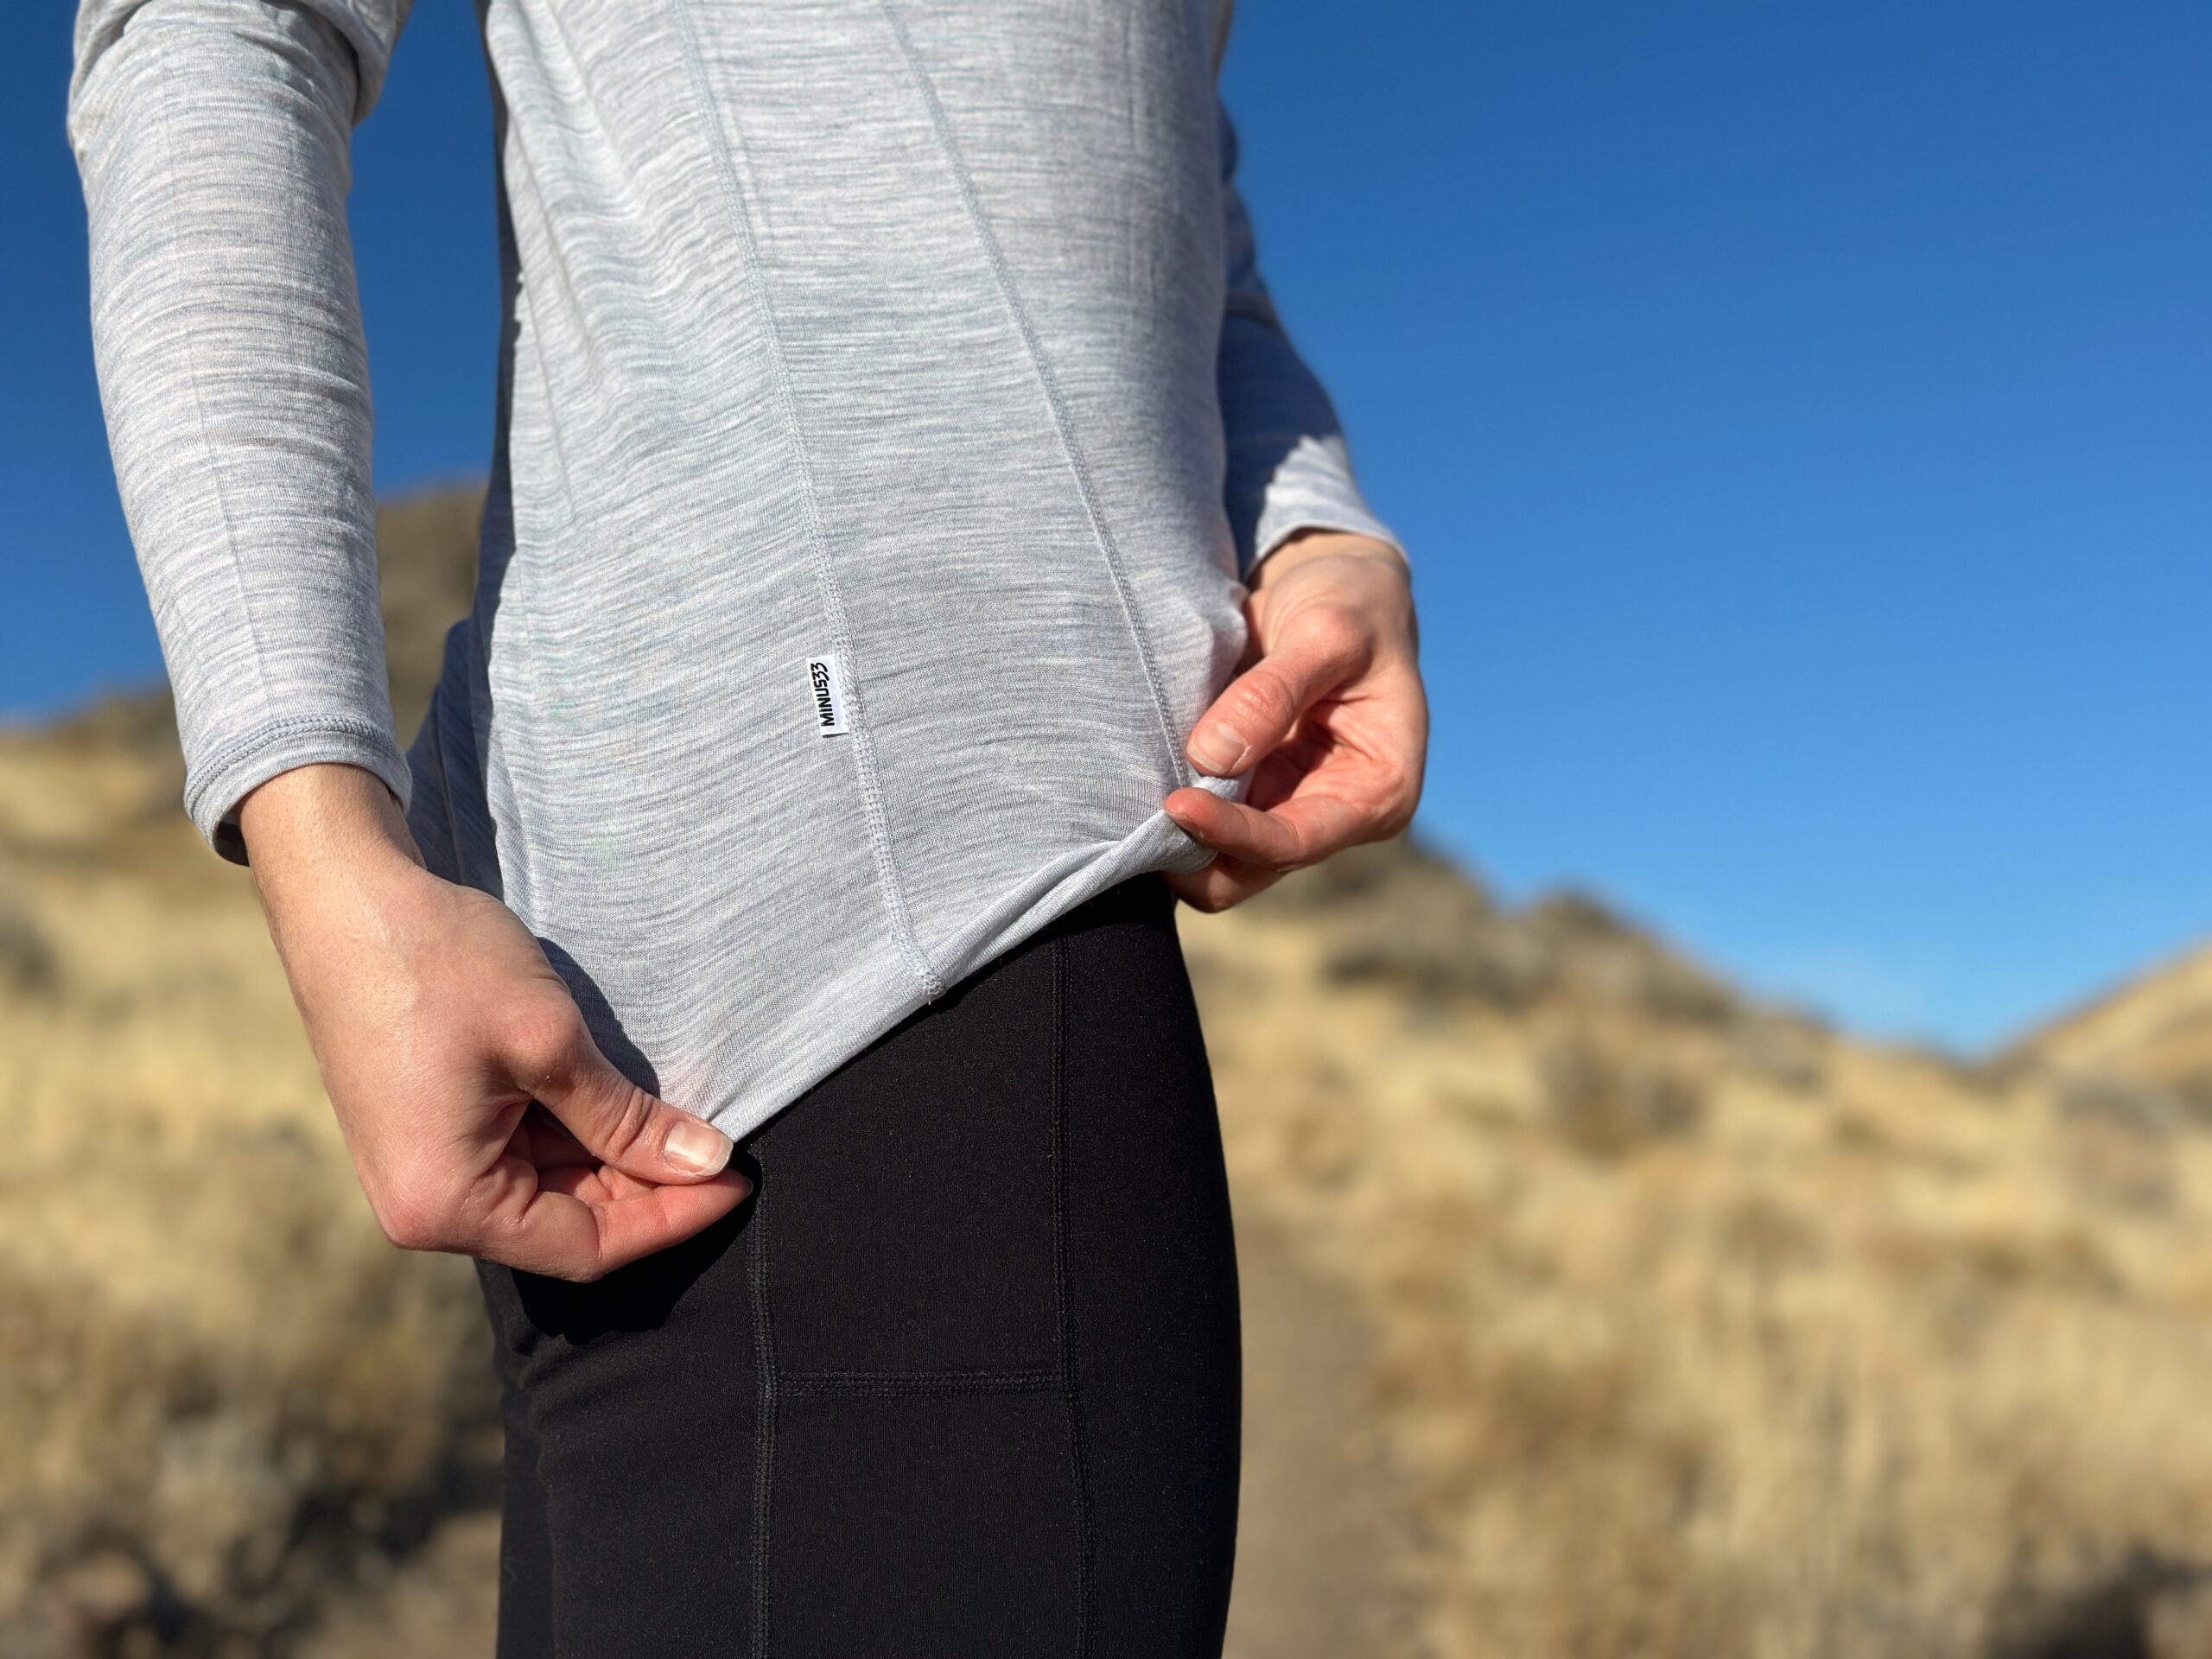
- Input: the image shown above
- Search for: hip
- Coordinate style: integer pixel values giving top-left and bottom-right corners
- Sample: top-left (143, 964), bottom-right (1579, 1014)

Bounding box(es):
top-left (472, 873), bottom-right (1243, 1656)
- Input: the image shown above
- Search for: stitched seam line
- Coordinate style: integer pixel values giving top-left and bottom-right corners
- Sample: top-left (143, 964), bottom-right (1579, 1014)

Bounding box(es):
top-left (1051, 933), bottom-right (1097, 1655)
top-left (188, 714), bottom-right (404, 834)
top-left (747, 1155), bottom-right (776, 1659)
top-left (877, 0), bottom-right (1190, 798)
top-left (190, 712), bottom-right (397, 782)
top-left (668, 0), bottom-right (942, 1002)
top-left (781, 1368), bottom-right (1058, 1399)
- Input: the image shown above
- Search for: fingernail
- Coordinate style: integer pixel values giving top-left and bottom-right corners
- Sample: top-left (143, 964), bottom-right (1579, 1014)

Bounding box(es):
top-left (1188, 723), bottom-right (1249, 777)
top-left (666, 1116), bottom-right (734, 1176)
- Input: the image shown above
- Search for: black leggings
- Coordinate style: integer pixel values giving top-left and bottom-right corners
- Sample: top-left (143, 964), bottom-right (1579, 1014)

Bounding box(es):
top-left (472, 874), bottom-right (1244, 1657)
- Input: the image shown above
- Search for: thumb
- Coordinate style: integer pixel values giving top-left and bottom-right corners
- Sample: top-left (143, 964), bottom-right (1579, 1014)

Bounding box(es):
top-left (523, 1014), bottom-right (737, 1185)
top-left (1185, 605), bottom-right (1370, 779)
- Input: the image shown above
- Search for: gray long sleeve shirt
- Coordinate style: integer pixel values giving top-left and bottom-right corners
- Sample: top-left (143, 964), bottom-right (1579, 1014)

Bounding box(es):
top-left (67, 0), bottom-right (1402, 1141)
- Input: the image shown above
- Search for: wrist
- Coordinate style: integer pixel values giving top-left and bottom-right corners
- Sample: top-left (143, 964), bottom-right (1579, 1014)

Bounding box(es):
top-left (238, 762), bottom-right (425, 897)
top-left (1252, 528), bottom-right (1409, 588)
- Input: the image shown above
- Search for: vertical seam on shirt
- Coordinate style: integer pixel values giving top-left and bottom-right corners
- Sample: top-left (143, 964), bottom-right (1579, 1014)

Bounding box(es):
top-left (876, 0), bottom-right (1192, 798)
top-left (748, 1159), bottom-right (778, 1658)
top-left (665, 0), bottom-right (944, 1003)
top-left (1049, 933), bottom-right (1098, 1654)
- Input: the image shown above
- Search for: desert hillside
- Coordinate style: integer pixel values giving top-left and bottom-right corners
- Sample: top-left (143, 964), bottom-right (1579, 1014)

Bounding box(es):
top-left (6, 489), bottom-right (2212, 1658)
top-left (2009, 945), bottom-right (2212, 1116)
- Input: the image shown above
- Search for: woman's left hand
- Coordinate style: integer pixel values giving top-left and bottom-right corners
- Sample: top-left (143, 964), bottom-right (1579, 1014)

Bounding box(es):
top-left (1162, 529), bottom-right (1427, 912)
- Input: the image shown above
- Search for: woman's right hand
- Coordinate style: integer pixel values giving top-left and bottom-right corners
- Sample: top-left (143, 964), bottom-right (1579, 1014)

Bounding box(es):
top-left (238, 763), bottom-right (751, 1282)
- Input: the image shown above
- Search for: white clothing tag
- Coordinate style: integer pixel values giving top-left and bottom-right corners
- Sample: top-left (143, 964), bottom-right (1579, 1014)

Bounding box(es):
top-left (804, 653), bottom-right (851, 736)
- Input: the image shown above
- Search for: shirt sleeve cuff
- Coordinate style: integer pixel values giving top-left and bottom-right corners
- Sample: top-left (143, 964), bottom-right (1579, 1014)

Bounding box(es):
top-left (182, 715), bottom-right (414, 867)
top-left (1236, 432), bottom-right (1409, 582)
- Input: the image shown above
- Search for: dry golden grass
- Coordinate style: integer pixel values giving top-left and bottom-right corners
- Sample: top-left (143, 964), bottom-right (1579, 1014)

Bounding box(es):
top-left (8, 488), bottom-right (2212, 1656)
top-left (1191, 853), bottom-right (2212, 1659)
top-left (0, 707), bottom-right (496, 1656)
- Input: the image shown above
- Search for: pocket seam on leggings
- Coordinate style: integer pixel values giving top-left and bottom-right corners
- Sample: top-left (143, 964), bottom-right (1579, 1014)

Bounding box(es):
top-left (1050, 932), bottom-right (1098, 1655)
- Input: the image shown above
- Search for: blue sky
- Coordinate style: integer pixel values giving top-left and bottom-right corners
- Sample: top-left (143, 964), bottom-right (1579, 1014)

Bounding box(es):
top-left (6, 2), bottom-right (2208, 1050)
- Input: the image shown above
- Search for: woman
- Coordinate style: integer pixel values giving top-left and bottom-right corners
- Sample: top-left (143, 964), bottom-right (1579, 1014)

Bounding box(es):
top-left (67, 0), bottom-right (1426, 1652)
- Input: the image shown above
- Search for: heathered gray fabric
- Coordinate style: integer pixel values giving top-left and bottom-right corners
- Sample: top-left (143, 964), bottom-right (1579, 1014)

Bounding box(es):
top-left (67, 0), bottom-right (1403, 1141)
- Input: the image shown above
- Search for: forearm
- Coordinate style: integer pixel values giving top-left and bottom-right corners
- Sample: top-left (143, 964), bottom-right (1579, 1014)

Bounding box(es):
top-left (68, 0), bottom-right (412, 865)
top-left (1211, 101), bottom-right (1405, 582)
top-left (1219, 311), bottom-right (1406, 580)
